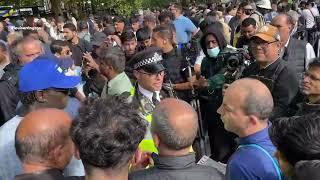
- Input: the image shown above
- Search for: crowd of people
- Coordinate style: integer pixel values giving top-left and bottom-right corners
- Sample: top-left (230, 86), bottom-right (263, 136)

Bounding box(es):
top-left (0, 0), bottom-right (320, 179)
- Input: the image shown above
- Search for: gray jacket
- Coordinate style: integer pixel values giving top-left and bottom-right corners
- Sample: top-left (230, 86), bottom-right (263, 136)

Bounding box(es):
top-left (129, 153), bottom-right (224, 180)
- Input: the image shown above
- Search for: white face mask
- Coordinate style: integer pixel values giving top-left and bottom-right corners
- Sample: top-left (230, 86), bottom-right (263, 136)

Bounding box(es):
top-left (207, 47), bottom-right (220, 58)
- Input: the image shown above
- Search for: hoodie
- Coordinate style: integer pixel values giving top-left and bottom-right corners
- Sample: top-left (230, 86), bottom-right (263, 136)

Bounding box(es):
top-left (200, 25), bottom-right (228, 91)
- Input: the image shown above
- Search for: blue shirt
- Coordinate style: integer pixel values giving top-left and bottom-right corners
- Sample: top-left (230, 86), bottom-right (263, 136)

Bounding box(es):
top-left (173, 15), bottom-right (197, 44)
top-left (0, 97), bottom-right (85, 180)
top-left (226, 125), bottom-right (280, 180)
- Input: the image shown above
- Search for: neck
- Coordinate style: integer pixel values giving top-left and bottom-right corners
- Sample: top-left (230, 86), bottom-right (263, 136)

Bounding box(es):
top-left (158, 145), bottom-right (191, 157)
top-left (259, 57), bottom-right (278, 69)
top-left (308, 95), bottom-right (320, 104)
top-left (239, 121), bottom-right (268, 138)
top-left (107, 71), bottom-right (119, 81)
top-left (86, 167), bottom-right (128, 180)
top-left (22, 162), bottom-right (55, 174)
top-left (71, 36), bottom-right (79, 45)
top-left (163, 45), bottom-right (174, 53)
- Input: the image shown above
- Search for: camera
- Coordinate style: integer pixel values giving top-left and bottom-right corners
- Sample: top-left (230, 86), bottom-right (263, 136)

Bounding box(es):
top-left (217, 47), bottom-right (251, 84)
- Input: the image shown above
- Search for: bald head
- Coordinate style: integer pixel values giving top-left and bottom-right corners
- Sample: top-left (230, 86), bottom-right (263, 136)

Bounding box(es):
top-left (226, 78), bottom-right (274, 120)
top-left (152, 98), bottom-right (198, 150)
top-left (15, 108), bottom-right (72, 165)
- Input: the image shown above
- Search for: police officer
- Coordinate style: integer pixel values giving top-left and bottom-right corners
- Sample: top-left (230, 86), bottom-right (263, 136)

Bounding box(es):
top-left (127, 47), bottom-right (166, 153)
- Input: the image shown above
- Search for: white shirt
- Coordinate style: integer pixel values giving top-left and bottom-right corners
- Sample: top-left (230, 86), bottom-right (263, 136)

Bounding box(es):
top-left (138, 85), bottom-right (160, 102)
top-left (311, 6), bottom-right (320, 17)
top-left (302, 9), bottom-right (316, 28)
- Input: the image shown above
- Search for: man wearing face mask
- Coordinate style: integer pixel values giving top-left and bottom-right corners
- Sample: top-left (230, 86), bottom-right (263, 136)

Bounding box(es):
top-left (196, 24), bottom-right (237, 163)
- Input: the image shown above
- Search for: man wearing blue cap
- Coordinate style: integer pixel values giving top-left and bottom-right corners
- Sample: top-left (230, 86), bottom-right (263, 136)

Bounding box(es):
top-left (0, 55), bottom-right (81, 180)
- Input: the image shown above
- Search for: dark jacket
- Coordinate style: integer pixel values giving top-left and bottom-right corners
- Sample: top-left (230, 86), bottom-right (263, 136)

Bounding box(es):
top-left (129, 153), bottom-right (224, 180)
top-left (296, 100), bottom-right (320, 116)
top-left (163, 48), bottom-right (191, 102)
top-left (71, 38), bottom-right (92, 66)
top-left (241, 59), bottom-right (299, 120)
top-left (14, 169), bottom-right (74, 180)
top-left (0, 63), bottom-right (21, 125)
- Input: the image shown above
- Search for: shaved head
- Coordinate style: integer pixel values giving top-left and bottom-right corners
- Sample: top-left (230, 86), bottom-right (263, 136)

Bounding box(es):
top-left (226, 78), bottom-right (273, 119)
top-left (152, 98), bottom-right (198, 150)
top-left (15, 108), bottom-right (73, 168)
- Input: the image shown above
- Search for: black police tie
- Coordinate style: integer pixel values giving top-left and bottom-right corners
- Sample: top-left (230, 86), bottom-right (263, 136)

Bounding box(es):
top-left (152, 92), bottom-right (160, 105)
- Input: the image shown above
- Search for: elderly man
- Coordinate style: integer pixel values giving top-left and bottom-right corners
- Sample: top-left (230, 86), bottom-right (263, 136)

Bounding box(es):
top-left (271, 13), bottom-right (315, 78)
top-left (0, 37), bottom-right (44, 124)
top-left (218, 78), bottom-right (281, 180)
top-left (241, 24), bottom-right (299, 120)
top-left (129, 98), bottom-right (224, 180)
top-left (15, 109), bottom-right (74, 180)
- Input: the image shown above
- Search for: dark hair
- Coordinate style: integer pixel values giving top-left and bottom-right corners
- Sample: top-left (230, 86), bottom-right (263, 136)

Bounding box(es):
top-left (0, 40), bottom-right (7, 52)
top-left (113, 16), bottom-right (125, 23)
top-left (171, 3), bottom-right (182, 11)
top-left (63, 23), bottom-right (77, 32)
top-left (239, 1), bottom-right (250, 9)
top-left (120, 30), bottom-right (136, 43)
top-left (153, 25), bottom-right (174, 45)
top-left (22, 30), bottom-right (38, 37)
top-left (70, 96), bottom-right (147, 171)
top-left (99, 47), bottom-right (126, 72)
top-left (152, 103), bottom-right (198, 150)
top-left (241, 17), bottom-right (257, 27)
top-left (103, 25), bottom-right (116, 36)
top-left (130, 16), bottom-right (139, 24)
top-left (144, 14), bottom-right (156, 23)
top-left (136, 27), bottom-right (151, 42)
top-left (308, 58), bottom-right (320, 69)
top-left (158, 11), bottom-right (174, 23)
top-left (15, 123), bottom-right (69, 163)
top-left (226, 5), bottom-right (235, 13)
top-left (19, 91), bottom-right (37, 106)
top-left (78, 21), bottom-right (88, 31)
top-left (50, 40), bottom-right (70, 54)
top-left (270, 114), bottom-right (320, 166)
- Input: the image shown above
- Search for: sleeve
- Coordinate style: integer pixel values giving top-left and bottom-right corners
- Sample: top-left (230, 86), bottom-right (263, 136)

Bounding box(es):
top-left (305, 43), bottom-right (316, 69)
top-left (271, 67), bottom-right (299, 119)
top-left (185, 18), bottom-right (197, 34)
top-left (195, 50), bottom-right (205, 65)
top-left (0, 81), bottom-right (18, 123)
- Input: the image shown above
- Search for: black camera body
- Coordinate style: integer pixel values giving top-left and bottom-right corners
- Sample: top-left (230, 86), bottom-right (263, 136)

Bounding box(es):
top-left (217, 47), bottom-right (251, 84)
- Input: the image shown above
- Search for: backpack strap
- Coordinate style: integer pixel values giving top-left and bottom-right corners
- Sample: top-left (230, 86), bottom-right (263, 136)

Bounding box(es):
top-left (238, 144), bottom-right (282, 180)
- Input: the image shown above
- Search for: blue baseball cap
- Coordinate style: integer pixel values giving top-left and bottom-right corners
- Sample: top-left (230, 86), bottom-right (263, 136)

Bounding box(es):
top-left (19, 55), bottom-right (81, 92)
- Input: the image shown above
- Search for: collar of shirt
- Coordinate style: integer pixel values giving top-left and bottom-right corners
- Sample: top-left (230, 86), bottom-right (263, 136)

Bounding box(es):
top-left (284, 36), bottom-right (291, 47)
top-left (258, 58), bottom-right (281, 72)
top-left (163, 48), bottom-right (176, 59)
top-left (138, 84), bottom-right (160, 102)
top-left (108, 72), bottom-right (126, 88)
top-left (239, 123), bottom-right (271, 145)
top-left (152, 152), bottom-right (196, 170)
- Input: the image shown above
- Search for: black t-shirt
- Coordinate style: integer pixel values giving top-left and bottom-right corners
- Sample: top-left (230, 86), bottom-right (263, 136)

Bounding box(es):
top-left (241, 59), bottom-right (299, 120)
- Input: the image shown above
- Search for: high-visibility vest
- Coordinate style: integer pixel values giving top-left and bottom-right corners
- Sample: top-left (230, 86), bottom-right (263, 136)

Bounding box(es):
top-left (130, 88), bottom-right (158, 153)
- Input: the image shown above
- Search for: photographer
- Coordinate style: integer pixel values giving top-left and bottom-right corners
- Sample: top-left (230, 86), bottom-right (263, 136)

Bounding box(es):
top-left (196, 24), bottom-right (237, 163)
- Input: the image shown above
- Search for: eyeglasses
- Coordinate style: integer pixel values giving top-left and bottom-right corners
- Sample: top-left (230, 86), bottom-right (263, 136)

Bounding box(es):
top-left (303, 72), bottom-right (320, 81)
top-left (138, 70), bottom-right (166, 77)
top-left (250, 40), bottom-right (278, 49)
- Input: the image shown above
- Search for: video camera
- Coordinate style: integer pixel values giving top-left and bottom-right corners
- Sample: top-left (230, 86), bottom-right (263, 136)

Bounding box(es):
top-left (218, 47), bottom-right (251, 84)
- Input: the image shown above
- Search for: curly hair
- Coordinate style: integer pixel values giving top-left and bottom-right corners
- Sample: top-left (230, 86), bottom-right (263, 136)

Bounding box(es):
top-left (70, 96), bottom-right (147, 171)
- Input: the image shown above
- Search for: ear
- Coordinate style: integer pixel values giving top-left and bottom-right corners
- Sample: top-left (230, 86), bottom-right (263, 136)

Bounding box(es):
top-left (133, 70), bottom-right (140, 79)
top-left (34, 91), bottom-right (47, 103)
top-left (248, 114), bottom-right (260, 126)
